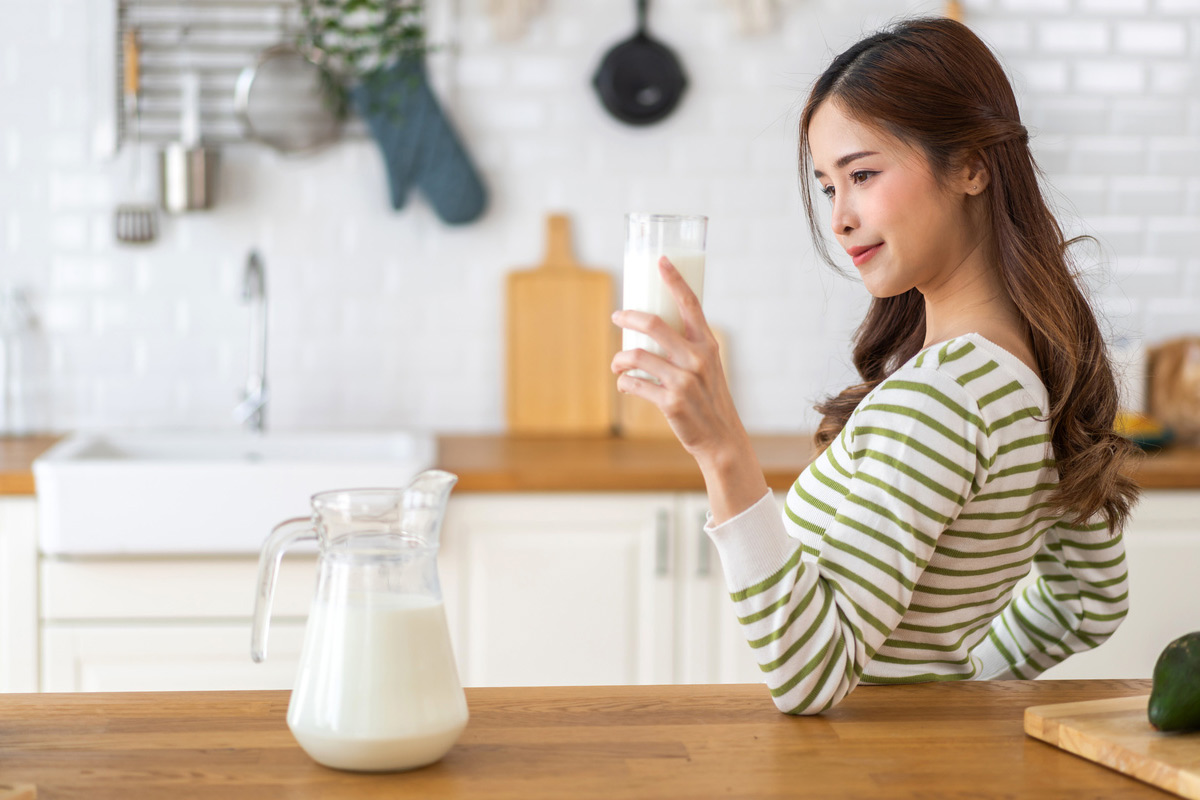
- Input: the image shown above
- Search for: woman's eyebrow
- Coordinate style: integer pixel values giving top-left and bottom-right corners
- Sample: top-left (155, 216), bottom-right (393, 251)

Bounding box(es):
top-left (813, 151), bottom-right (880, 178)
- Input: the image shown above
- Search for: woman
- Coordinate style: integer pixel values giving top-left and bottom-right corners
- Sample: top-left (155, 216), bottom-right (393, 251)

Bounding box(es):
top-left (611, 17), bottom-right (1139, 714)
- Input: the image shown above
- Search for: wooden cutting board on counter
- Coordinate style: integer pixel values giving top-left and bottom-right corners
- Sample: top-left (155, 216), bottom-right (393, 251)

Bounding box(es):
top-left (1025, 695), bottom-right (1200, 799)
top-left (506, 214), bottom-right (616, 435)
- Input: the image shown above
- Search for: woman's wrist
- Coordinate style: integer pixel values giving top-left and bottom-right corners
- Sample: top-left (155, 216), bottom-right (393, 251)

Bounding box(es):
top-left (694, 433), bottom-right (770, 526)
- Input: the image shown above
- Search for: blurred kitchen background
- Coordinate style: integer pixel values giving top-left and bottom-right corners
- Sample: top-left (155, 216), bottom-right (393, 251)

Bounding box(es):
top-left (2, 0), bottom-right (1196, 437)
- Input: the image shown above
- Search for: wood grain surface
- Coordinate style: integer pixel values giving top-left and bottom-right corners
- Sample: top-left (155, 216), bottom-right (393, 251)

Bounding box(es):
top-left (0, 785), bottom-right (37, 800)
top-left (0, 435), bottom-right (58, 495)
top-left (2, 435), bottom-right (1199, 496)
top-left (436, 433), bottom-right (815, 492)
top-left (1025, 694), bottom-right (1200, 799)
top-left (0, 680), bottom-right (1167, 799)
top-left (506, 214), bottom-right (617, 436)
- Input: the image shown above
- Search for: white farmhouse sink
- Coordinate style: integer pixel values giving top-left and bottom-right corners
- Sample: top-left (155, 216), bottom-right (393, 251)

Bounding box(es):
top-left (33, 430), bottom-right (437, 555)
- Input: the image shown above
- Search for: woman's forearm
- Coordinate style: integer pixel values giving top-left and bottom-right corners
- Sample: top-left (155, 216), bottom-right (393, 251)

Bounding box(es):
top-left (694, 433), bottom-right (771, 525)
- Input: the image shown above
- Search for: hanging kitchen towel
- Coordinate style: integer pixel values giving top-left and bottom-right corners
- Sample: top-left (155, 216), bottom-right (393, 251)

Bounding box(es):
top-left (351, 55), bottom-right (488, 225)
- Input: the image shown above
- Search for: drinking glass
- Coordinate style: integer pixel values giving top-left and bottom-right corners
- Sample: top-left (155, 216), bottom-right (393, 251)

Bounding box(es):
top-left (622, 213), bottom-right (707, 380)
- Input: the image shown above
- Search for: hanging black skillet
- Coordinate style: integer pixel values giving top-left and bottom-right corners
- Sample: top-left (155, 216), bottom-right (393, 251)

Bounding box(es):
top-left (592, 0), bottom-right (688, 126)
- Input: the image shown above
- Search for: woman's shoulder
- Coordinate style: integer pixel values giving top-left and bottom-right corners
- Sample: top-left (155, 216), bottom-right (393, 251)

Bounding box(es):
top-left (840, 335), bottom-right (1050, 473)
top-left (898, 333), bottom-right (1047, 410)
top-left (848, 333), bottom-right (1049, 441)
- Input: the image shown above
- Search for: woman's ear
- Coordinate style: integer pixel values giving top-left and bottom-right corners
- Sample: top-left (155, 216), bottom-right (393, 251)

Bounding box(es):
top-left (961, 155), bottom-right (990, 196)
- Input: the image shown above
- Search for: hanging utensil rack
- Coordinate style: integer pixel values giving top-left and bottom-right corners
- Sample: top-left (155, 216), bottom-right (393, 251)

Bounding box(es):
top-left (115, 0), bottom-right (367, 147)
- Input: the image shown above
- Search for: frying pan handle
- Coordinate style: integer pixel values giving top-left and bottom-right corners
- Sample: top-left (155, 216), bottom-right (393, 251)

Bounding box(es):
top-left (636, 0), bottom-right (648, 34)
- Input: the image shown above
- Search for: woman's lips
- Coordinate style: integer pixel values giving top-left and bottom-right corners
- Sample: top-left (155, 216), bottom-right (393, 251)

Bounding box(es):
top-left (848, 243), bottom-right (883, 267)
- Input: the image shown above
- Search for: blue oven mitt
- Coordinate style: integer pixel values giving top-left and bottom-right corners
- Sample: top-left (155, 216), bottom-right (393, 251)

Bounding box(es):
top-left (351, 55), bottom-right (487, 225)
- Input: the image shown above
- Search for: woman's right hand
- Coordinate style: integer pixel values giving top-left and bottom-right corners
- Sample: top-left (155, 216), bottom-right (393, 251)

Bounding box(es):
top-left (610, 257), bottom-right (768, 523)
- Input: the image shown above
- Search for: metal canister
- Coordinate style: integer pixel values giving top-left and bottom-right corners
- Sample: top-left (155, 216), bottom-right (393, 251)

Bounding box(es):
top-left (159, 143), bottom-right (217, 213)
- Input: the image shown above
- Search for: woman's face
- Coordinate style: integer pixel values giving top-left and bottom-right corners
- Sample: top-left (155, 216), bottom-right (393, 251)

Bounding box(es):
top-left (808, 100), bottom-right (985, 299)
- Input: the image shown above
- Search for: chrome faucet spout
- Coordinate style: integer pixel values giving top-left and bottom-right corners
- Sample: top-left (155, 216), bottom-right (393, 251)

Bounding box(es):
top-left (236, 250), bottom-right (268, 433)
top-left (243, 251), bottom-right (265, 301)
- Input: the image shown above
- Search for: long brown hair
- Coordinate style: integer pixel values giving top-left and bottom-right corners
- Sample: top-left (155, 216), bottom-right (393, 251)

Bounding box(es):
top-left (800, 17), bottom-right (1139, 533)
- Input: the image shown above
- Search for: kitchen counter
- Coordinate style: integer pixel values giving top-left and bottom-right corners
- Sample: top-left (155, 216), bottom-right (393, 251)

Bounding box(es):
top-left (2, 433), bottom-right (1198, 495)
top-left (0, 680), bottom-right (1165, 799)
top-left (437, 433), bottom-right (817, 491)
top-left (438, 433), bottom-right (1200, 492)
top-left (0, 435), bottom-right (58, 494)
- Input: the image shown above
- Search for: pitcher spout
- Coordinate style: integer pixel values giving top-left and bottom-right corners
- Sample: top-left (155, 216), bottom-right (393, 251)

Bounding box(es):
top-left (402, 469), bottom-right (458, 546)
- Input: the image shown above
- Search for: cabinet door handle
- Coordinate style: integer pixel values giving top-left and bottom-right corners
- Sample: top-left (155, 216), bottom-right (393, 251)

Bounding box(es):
top-left (655, 509), bottom-right (670, 577)
top-left (697, 510), bottom-right (712, 578)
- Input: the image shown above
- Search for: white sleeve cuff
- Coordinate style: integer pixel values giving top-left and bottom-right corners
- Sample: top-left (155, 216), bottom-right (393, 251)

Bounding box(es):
top-left (704, 490), bottom-right (799, 594)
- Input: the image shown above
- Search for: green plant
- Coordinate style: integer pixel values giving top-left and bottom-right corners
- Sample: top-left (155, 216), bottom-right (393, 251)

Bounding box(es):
top-left (297, 0), bottom-right (429, 120)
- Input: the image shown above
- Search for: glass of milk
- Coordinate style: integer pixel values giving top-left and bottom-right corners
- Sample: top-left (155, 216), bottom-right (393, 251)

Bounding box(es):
top-left (623, 213), bottom-right (707, 381)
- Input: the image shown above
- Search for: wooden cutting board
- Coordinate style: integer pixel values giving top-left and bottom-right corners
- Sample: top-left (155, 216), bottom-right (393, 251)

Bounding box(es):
top-left (506, 214), bottom-right (616, 435)
top-left (1025, 694), bottom-right (1200, 799)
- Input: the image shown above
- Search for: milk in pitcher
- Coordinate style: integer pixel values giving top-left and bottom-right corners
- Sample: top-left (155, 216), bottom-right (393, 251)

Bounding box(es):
top-left (287, 593), bottom-right (469, 772)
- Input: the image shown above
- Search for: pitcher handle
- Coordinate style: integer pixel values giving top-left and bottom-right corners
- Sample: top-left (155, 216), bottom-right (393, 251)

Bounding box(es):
top-left (251, 516), bottom-right (316, 663)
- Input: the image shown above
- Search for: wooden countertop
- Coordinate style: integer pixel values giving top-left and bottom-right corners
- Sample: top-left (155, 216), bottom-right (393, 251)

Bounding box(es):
top-left (437, 433), bottom-right (816, 492)
top-left (438, 433), bottom-right (1200, 492)
top-left (0, 435), bottom-right (58, 495)
top-left (4, 433), bottom-right (1199, 495)
top-left (0, 680), bottom-right (1165, 799)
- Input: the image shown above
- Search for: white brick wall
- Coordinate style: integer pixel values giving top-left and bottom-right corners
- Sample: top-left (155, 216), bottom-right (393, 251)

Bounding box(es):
top-left (0, 0), bottom-right (1196, 434)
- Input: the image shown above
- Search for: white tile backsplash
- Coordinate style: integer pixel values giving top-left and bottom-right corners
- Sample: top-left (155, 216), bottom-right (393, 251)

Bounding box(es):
top-left (1082, 0), bottom-right (1151, 12)
top-left (1116, 19), bottom-right (1190, 51)
top-left (0, 0), bottom-right (1197, 434)
top-left (1036, 20), bottom-right (1111, 53)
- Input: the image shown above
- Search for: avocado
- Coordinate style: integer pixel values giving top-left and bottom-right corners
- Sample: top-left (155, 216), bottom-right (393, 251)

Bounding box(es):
top-left (1148, 631), bottom-right (1200, 732)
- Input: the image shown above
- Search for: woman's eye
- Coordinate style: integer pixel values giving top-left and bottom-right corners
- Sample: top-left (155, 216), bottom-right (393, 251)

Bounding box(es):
top-left (850, 170), bottom-right (876, 185)
top-left (821, 184), bottom-right (835, 201)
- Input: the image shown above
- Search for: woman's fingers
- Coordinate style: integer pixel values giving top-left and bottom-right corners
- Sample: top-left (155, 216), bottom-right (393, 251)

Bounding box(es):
top-left (611, 308), bottom-right (688, 360)
top-left (657, 256), bottom-right (706, 338)
top-left (610, 344), bottom-right (683, 383)
top-left (615, 369), bottom-right (669, 404)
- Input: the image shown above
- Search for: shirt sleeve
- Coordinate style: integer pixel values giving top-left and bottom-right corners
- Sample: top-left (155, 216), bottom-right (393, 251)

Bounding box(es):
top-left (971, 516), bottom-right (1129, 679)
top-left (707, 373), bottom-right (987, 714)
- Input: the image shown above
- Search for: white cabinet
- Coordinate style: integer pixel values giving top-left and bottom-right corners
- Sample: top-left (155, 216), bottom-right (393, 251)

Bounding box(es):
top-left (445, 493), bottom-right (676, 687)
top-left (42, 624), bottom-right (308, 693)
top-left (38, 545), bottom-right (465, 693)
top-left (1038, 491), bottom-right (1200, 680)
top-left (677, 493), bottom-right (765, 685)
top-left (443, 492), bottom-right (768, 688)
top-left (0, 497), bottom-right (37, 692)
top-left (39, 556), bottom-right (319, 693)
top-left (29, 489), bottom-right (1199, 691)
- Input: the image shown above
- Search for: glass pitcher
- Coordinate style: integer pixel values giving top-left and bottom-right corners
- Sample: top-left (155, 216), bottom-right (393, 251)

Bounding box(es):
top-left (251, 469), bottom-right (468, 773)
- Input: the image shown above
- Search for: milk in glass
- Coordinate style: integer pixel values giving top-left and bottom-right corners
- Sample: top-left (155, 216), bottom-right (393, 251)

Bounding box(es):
top-left (622, 248), bottom-right (706, 359)
top-left (622, 213), bottom-right (708, 382)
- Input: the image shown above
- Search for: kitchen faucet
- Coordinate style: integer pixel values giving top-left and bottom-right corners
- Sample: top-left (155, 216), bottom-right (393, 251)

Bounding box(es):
top-left (234, 250), bottom-right (268, 432)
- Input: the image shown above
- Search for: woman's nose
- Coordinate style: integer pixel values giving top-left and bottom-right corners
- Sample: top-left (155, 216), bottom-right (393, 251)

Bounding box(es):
top-left (830, 197), bottom-right (857, 236)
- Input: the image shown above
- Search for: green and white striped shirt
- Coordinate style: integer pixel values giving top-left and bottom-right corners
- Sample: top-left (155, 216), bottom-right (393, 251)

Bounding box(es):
top-left (708, 333), bottom-right (1129, 714)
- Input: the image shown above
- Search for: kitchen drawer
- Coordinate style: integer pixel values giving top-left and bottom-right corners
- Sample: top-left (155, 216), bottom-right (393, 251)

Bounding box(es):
top-left (40, 556), bottom-right (319, 621)
top-left (41, 622), bottom-right (307, 692)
